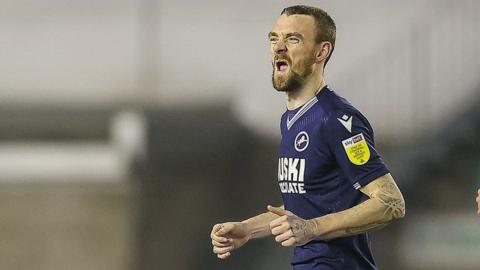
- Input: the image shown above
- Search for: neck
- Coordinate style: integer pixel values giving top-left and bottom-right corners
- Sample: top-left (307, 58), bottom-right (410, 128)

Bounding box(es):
top-left (286, 70), bottom-right (325, 110)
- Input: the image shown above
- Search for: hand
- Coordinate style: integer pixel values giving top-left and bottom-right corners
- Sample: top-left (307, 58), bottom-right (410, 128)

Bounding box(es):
top-left (210, 222), bottom-right (250, 259)
top-left (476, 189), bottom-right (480, 215)
top-left (268, 205), bottom-right (317, 246)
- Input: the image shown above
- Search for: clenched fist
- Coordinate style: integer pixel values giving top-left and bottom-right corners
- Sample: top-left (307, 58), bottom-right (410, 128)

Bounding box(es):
top-left (268, 205), bottom-right (317, 246)
top-left (210, 222), bottom-right (250, 259)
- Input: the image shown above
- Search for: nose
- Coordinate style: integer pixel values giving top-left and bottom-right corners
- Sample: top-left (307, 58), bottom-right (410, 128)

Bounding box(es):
top-left (274, 40), bottom-right (287, 55)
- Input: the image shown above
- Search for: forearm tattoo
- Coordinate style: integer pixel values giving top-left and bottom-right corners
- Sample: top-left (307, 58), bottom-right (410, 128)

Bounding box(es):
top-left (342, 177), bottom-right (405, 236)
top-left (250, 225), bottom-right (270, 238)
top-left (344, 221), bottom-right (387, 235)
top-left (371, 178), bottom-right (405, 219)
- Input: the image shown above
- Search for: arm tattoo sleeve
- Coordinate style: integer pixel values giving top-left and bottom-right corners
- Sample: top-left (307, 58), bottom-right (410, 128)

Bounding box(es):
top-left (371, 178), bottom-right (405, 219)
top-left (344, 222), bottom-right (387, 235)
top-left (310, 175), bottom-right (405, 240)
top-left (340, 176), bottom-right (404, 237)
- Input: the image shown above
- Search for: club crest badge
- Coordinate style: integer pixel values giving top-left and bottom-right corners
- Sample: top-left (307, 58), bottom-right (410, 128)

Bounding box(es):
top-left (341, 133), bottom-right (370, 165)
top-left (294, 131), bottom-right (309, 152)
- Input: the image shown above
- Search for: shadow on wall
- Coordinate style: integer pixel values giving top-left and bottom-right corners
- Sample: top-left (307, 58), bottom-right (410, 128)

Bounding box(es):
top-left (135, 105), bottom-right (290, 270)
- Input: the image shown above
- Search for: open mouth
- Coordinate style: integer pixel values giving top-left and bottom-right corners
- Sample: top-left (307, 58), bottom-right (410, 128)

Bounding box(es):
top-left (275, 60), bottom-right (289, 72)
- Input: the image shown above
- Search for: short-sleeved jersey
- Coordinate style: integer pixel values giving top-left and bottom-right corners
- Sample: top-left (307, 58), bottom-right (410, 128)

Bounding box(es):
top-left (278, 85), bottom-right (390, 269)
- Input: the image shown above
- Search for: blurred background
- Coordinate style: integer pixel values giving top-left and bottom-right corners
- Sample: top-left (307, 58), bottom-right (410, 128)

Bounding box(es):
top-left (1, 0), bottom-right (479, 269)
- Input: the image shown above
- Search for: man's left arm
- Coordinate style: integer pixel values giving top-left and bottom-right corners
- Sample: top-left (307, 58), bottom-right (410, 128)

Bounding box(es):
top-left (269, 173), bottom-right (405, 246)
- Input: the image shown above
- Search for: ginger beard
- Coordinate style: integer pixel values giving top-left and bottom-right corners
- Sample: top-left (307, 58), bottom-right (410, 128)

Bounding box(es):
top-left (272, 54), bottom-right (314, 93)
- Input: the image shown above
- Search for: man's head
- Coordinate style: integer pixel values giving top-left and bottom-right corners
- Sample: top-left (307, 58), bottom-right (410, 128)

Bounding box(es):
top-left (270, 5), bottom-right (336, 92)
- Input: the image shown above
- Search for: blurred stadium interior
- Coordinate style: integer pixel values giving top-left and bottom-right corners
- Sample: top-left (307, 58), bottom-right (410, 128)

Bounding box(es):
top-left (0, 0), bottom-right (479, 269)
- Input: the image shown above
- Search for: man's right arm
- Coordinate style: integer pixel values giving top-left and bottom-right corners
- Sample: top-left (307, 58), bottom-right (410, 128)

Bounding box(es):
top-left (211, 205), bottom-right (282, 259)
top-left (242, 205), bottom-right (284, 238)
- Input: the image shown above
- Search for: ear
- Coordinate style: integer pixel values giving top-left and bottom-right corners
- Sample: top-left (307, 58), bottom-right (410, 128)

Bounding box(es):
top-left (315, 42), bottom-right (332, 64)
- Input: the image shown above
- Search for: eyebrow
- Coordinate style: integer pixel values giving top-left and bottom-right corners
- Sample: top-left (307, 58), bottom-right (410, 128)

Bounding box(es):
top-left (285, 32), bottom-right (303, 39)
top-left (268, 32), bottom-right (278, 38)
top-left (267, 32), bottom-right (303, 39)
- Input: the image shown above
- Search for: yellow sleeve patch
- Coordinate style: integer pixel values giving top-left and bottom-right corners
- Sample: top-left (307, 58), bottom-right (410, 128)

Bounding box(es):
top-left (341, 133), bottom-right (370, 165)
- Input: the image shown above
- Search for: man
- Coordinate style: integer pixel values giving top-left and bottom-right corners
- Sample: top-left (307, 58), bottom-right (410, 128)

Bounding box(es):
top-left (476, 189), bottom-right (480, 214)
top-left (210, 5), bottom-right (405, 270)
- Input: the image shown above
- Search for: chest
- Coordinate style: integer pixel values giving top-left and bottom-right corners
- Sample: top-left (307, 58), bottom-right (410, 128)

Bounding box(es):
top-left (279, 118), bottom-right (335, 181)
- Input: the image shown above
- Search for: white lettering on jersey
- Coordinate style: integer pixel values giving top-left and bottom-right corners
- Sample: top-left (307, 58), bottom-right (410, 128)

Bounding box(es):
top-left (288, 158), bottom-right (299, 181)
top-left (277, 158), bottom-right (306, 194)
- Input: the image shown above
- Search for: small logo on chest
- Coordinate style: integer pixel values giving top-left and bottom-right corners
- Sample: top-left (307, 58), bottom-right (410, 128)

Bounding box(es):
top-left (294, 131), bottom-right (309, 152)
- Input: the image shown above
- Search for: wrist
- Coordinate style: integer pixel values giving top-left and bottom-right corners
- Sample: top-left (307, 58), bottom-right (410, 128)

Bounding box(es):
top-left (313, 214), bottom-right (335, 240)
top-left (307, 217), bottom-right (327, 239)
top-left (306, 219), bottom-right (318, 240)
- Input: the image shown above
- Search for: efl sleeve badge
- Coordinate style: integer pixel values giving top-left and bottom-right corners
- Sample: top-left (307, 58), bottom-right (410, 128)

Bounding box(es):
top-left (341, 133), bottom-right (370, 165)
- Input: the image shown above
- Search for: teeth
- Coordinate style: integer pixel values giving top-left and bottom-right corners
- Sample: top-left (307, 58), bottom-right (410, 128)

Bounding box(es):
top-left (276, 61), bottom-right (288, 72)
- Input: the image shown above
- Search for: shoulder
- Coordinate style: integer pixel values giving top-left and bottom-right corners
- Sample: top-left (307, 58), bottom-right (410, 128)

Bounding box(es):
top-left (318, 87), bottom-right (364, 124)
top-left (319, 88), bottom-right (374, 136)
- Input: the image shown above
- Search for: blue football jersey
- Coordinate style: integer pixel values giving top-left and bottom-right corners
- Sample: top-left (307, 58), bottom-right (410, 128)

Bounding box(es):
top-left (278, 85), bottom-right (390, 269)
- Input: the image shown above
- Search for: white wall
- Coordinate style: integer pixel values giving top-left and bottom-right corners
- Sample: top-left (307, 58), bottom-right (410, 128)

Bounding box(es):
top-left (1, 0), bottom-right (479, 140)
top-left (0, 0), bottom-right (141, 105)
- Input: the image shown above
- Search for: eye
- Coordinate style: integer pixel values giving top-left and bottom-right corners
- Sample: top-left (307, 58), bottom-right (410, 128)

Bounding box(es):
top-left (287, 37), bottom-right (300, 44)
top-left (269, 36), bottom-right (279, 44)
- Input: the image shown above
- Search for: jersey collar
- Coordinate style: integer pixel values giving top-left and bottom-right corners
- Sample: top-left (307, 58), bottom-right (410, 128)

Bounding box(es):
top-left (286, 95), bottom-right (318, 130)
